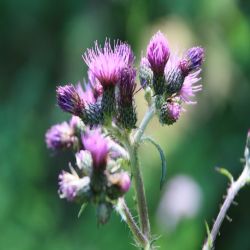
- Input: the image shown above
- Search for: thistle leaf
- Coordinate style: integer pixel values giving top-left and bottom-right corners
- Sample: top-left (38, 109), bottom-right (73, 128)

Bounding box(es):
top-left (141, 136), bottom-right (167, 189)
top-left (215, 167), bottom-right (234, 184)
top-left (205, 221), bottom-right (213, 249)
top-left (78, 203), bottom-right (87, 218)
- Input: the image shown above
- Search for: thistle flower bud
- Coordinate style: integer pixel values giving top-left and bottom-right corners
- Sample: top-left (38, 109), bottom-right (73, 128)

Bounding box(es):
top-left (107, 172), bottom-right (131, 199)
top-left (75, 150), bottom-right (93, 176)
top-left (57, 85), bottom-right (84, 116)
top-left (45, 122), bottom-right (77, 151)
top-left (146, 31), bottom-right (170, 75)
top-left (159, 101), bottom-right (182, 125)
top-left (84, 103), bottom-right (104, 126)
top-left (180, 47), bottom-right (204, 76)
top-left (139, 57), bottom-right (153, 89)
top-left (58, 171), bottom-right (90, 201)
top-left (165, 65), bottom-right (185, 95)
top-left (82, 129), bottom-right (109, 169)
top-left (97, 202), bottom-right (113, 225)
top-left (117, 67), bottom-right (137, 129)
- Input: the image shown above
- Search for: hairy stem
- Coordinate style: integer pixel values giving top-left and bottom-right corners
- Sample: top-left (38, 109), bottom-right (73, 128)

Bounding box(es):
top-left (125, 137), bottom-right (151, 240)
top-left (203, 164), bottom-right (250, 250)
top-left (117, 198), bottom-right (150, 248)
top-left (123, 103), bottom-right (156, 241)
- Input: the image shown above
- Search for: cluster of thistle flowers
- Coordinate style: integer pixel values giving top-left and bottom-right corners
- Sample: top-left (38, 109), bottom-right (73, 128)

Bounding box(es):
top-left (46, 116), bottom-right (131, 224)
top-left (45, 30), bottom-right (204, 224)
top-left (140, 31), bottom-right (204, 124)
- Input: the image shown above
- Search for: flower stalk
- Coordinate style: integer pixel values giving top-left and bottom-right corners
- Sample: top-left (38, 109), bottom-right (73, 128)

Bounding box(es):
top-left (122, 102), bottom-right (156, 243)
top-left (133, 102), bottom-right (156, 144)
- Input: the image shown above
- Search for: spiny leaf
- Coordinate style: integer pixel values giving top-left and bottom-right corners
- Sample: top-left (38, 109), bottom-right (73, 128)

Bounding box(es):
top-left (141, 136), bottom-right (167, 189)
top-left (78, 203), bottom-right (87, 218)
top-left (205, 221), bottom-right (213, 249)
top-left (215, 167), bottom-right (234, 184)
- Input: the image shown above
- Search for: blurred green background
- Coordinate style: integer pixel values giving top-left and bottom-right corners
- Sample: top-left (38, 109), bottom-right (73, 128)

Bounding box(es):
top-left (1, 0), bottom-right (250, 249)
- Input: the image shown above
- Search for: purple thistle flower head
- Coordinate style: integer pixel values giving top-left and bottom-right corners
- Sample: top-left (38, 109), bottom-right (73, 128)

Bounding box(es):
top-left (45, 122), bottom-right (76, 150)
top-left (57, 84), bottom-right (84, 116)
top-left (146, 31), bottom-right (170, 75)
top-left (83, 40), bottom-right (132, 88)
top-left (179, 70), bottom-right (202, 104)
top-left (118, 67), bottom-right (137, 105)
top-left (180, 47), bottom-right (205, 75)
top-left (58, 170), bottom-right (90, 201)
top-left (82, 129), bottom-right (109, 169)
top-left (115, 43), bottom-right (135, 66)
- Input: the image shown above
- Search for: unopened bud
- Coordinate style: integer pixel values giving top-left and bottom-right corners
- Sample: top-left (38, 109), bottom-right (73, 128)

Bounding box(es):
top-left (165, 66), bottom-right (185, 95)
top-left (146, 31), bottom-right (170, 75)
top-left (139, 57), bottom-right (153, 89)
top-left (57, 85), bottom-right (84, 116)
top-left (97, 202), bottom-right (113, 225)
top-left (180, 47), bottom-right (205, 75)
top-left (83, 103), bottom-right (104, 126)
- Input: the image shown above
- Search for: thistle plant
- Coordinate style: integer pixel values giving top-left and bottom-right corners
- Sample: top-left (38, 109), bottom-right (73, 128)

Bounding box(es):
top-left (45, 31), bottom-right (205, 249)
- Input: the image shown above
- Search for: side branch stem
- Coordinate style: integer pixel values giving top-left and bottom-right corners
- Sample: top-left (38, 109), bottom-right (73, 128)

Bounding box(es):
top-left (202, 165), bottom-right (250, 250)
top-left (134, 103), bottom-right (156, 144)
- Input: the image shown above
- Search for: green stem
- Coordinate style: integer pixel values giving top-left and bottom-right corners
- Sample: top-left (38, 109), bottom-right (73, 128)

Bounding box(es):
top-left (134, 103), bottom-right (156, 144)
top-left (125, 137), bottom-right (151, 239)
top-left (123, 103), bottom-right (156, 242)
